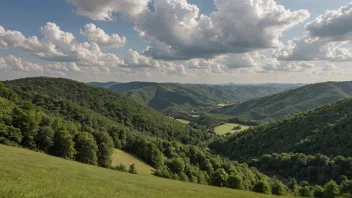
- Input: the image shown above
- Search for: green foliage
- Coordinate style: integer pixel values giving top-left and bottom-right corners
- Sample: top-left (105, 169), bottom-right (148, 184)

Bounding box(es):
top-left (271, 179), bottom-right (288, 196)
top-left (227, 174), bottom-right (244, 190)
top-left (212, 81), bottom-right (352, 121)
top-left (74, 132), bottom-right (98, 165)
top-left (53, 130), bottom-right (76, 160)
top-left (128, 164), bottom-right (137, 174)
top-left (253, 180), bottom-right (271, 194)
top-left (93, 132), bottom-right (114, 167)
top-left (313, 185), bottom-right (324, 198)
top-left (116, 163), bottom-right (128, 172)
top-left (324, 180), bottom-right (340, 198)
top-left (211, 168), bottom-right (229, 187)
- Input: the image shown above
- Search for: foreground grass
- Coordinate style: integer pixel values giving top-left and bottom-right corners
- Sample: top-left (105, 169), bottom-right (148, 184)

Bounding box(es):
top-left (214, 123), bottom-right (250, 135)
top-left (111, 149), bottom-right (154, 175)
top-left (0, 145), bottom-right (285, 198)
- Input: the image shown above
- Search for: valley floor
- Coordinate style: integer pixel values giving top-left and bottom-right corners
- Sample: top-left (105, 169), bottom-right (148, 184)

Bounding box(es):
top-left (0, 145), bottom-right (286, 198)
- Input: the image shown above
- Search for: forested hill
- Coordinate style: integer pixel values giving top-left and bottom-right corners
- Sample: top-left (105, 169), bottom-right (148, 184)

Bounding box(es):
top-left (3, 77), bottom-right (209, 144)
top-left (89, 81), bottom-right (302, 115)
top-left (211, 81), bottom-right (352, 121)
top-left (210, 97), bottom-right (352, 160)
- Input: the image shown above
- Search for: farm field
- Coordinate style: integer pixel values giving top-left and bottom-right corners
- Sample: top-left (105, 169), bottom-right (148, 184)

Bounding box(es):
top-left (0, 145), bottom-right (284, 198)
top-left (214, 123), bottom-right (250, 135)
top-left (111, 149), bottom-right (154, 175)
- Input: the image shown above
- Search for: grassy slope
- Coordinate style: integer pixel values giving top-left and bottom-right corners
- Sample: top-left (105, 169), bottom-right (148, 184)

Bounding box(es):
top-left (0, 145), bottom-right (283, 198)
top-left (212, 81), bottom-right (352, 121)
top-left (214, 124), bottom-right (250, 135)
top-left (111, 149), bottom-right (155, 175)
top-left (176, 119), bottom-right (191, 124)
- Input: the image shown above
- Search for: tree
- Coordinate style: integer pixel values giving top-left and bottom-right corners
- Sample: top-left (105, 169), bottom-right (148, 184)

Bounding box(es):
top-left (324, 180), bottom-right (340, 198)
top-left (211, 168), bottom-right (229, 187)
top-left (298, 186), bottom-right (312, 197)
top-left (129, 164), bottom-right (137, 174)
top-left (116, 164), bottom-right (127, 172)
top-left (254, 180), bottom-right (271, 194)
top-left (52, 130), bottom-right (76, 159)
top-left (74, 132), bottom-right (98, 165)
top-left (271, 179), bottom-right (287, 195)
top-left (168, 157), bottom-right (185, 174)
top-left (227, 174), bottom-right (244, 190)
top-left (313, 185), bottom-right (324, 198)
top-left (93, 132), bottom-right (114, 167)
top-left (35, 126), bottom-right (54, 152)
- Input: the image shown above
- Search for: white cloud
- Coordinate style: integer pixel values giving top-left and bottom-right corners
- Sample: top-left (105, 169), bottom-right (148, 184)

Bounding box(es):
top-left (67, 0), bottom-right (150, 21)
top-left (81, 23), bottom-right (126, 48)
top-left (5, 55), bottom-right (43, 72)
top-left (275, 2), bottom-right (352, 62)
top-left (0, 25), bottom-right (25, 48)
top-left (123, 49), bottom-right (159, 68)
top-left (136, 0), bottom-right (309, 60)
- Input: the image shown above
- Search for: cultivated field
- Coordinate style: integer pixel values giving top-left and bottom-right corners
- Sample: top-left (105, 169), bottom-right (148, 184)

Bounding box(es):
top-left (0, 145), bottom-right (285, 198)
top-left (111, 149), bottom-right (154, 175)
top-left (214, 123), bottom-right (250, 135)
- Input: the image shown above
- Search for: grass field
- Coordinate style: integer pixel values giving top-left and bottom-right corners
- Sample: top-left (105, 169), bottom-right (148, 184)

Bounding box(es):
top-left (111, 149), bottom-right (154, 175)
top-left (0, 145), bottom-right (286, 198)
top-left (176, 119), bottom-right (191, 124)
top-left (214, 123), bottom-right (250, 135)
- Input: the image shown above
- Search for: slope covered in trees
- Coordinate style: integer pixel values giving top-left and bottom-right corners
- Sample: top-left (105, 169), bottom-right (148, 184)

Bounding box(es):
top-left (211, 81), bottom-right (352, 121)
top-left (89, 82), bottom-right (302, 115)
top-left (210, 97), bottom-right (352, 191)
top-left (0, 78), bottom-right (286, 195)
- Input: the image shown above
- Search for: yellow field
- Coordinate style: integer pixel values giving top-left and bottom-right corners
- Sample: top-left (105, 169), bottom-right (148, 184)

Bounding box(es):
top-left (111, 149), bottom-right (155, 175)
top-left (0, 145), bottom-right (286, 198)
top-left (214, 123), bottom-right (250, 135)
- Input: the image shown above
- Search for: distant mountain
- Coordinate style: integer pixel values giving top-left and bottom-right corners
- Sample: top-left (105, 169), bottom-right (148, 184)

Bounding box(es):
top-left (87, 81), bottom-right (120, 89)
top-left (89, 81), bottom-right (302, 115)
top-left (211, 81), bottom-right (352, 121)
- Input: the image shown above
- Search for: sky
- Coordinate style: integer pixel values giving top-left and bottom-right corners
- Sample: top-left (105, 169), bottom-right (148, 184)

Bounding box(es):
top-left (0, 0), bottom-right (352, 84)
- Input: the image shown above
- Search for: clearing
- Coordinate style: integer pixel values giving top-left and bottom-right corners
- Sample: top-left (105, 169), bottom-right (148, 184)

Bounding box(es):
top-left (214, 123), bottom-right (250, 135)
top-left (111, 149), bottom-right (154, 175)
top-left (0, 145), bottom-right (284, 198)
top-left (176, 119), bottom-right (191, 124)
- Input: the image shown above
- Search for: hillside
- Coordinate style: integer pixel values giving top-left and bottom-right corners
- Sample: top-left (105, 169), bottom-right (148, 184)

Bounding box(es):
top-left (0, 78), bottom-right (286, 195)
top-left (4, 77), bottom-right (209, 144)
top-left (90, 82), bottom-right (302, 115)
top-left (212, 81), bottom-right (352, 121)
top-left (210, 98), bottom-right (352, 186)
top-left (0, 145), bottom-right (280, 198)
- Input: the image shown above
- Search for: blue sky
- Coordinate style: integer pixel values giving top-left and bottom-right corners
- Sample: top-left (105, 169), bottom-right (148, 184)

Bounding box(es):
top-left (0, 0), bottom-right (352, 83)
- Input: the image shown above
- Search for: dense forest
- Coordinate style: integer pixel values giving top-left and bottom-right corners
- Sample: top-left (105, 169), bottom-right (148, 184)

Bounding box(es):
top-left (212, 81), bottom-right (352, 121)
top-left (210, 97), bottom-right (352, 196)
top-left (89, 81), bottom-right (301, 116)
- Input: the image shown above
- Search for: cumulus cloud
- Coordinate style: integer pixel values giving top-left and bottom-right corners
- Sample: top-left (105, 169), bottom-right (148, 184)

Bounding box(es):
top-left (81, 23), bottom-right (126, 48)
top-left (123, 49), bottom-right (159, 68)
top-left (67, 0), bottom-right (150, 21)
top-left (0, 25), bottom-right (25, 48)
top-left (275, 2), bottom-right (352, 62)
top-left (135, 0), bottom-right (309, 60)
top-left (12, 22), bottom-right (123, 67)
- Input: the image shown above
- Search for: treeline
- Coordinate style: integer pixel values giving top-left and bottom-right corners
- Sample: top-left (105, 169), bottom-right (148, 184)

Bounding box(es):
top-left (249, 153), bottom-right (352, 186)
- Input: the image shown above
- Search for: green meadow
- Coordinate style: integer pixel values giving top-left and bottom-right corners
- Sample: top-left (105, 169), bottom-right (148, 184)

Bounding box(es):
top-left (0, 145), bottom-right (285, 198)
top-left (214, 123), bottom-right (250, 135)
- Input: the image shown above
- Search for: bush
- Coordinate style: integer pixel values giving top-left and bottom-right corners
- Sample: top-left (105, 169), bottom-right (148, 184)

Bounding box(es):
top-left (128, 164), bottom-right (137, 174)
top-left (253, 180), bottom-right (271, 194)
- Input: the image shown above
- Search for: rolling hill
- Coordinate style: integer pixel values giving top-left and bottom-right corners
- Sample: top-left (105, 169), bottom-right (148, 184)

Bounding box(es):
top-left (0, 145), bottom-right (281, 198)
top-left (89, 82), bottom-right (302, 115)
top-left (212, 81), bottom-right (352, 121)
top-left (210, 97), bottom-right (352, 186)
